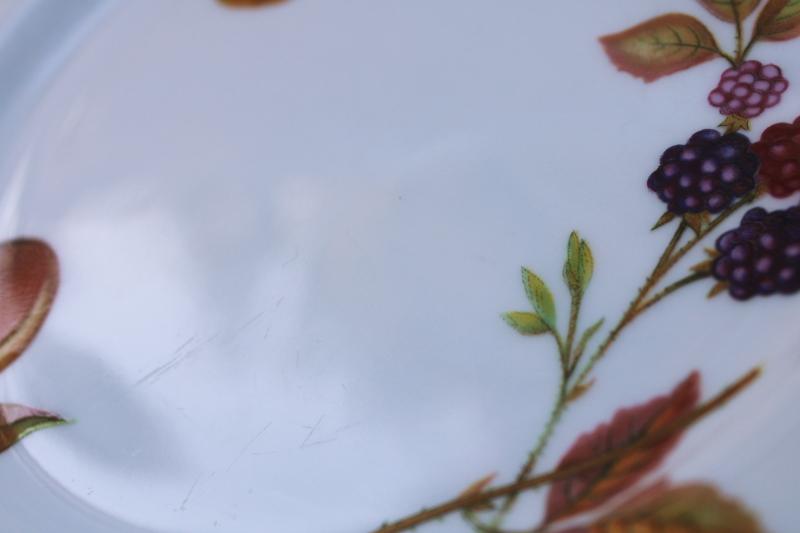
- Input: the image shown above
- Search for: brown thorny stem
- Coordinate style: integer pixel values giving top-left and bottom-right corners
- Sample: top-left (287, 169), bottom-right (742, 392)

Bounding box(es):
top-left (395, 191), bottom-right (757, 533)
top-left (486, 198), bottom-right (747, 529)
top-left (482, 31), bottom-right (763, 529)
top-left (375, 27), bottom-right (762, 533)
top-left (371, 368), bottom-right (761, 533)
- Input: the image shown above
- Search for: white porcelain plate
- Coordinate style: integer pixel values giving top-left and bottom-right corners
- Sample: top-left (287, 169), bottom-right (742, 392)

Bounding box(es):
top-left (1, 1), bottom-right (799, 532)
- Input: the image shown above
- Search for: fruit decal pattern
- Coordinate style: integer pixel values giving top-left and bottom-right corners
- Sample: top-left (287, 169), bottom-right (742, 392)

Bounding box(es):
top-left (0, 239), bottom-right (66, 453)
top-left (753, 116), bottom-right (800, 196)
top-left (708, 61), bottom-right (788, 119)
top-left (647, 129), bottom-right (759, 214)
top-left (375, 2), bottom-right (800, 532)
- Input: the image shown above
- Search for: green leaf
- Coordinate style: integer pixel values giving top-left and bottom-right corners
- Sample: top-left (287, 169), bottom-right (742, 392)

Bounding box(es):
top-left (1, 404), bottom-right (68, 454)
top-left (755, 0), bottom-right (800, 41)
top-left (572, 318), bottom-right (605, 364)
top-left (521, 267), bottom-right (556, 328)
top-left (563, 232), bottom-right (594, 296)
top-left (501, 312), bottom-right (550, 335)
top-left (579, 241), bottom-right (594, 292)
top-left (591, 482), bottom-right (764, 532)
top-left (698, 0), bottom-right (762, 23)
top-left (563, 232), bottom-right (582, 292)
top-left (651, 211), bottom-right (676, 231)
top-left (599, 14), bottom-right (720, 82)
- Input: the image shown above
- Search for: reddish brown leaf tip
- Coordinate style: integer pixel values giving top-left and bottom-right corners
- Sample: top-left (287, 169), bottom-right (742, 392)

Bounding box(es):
top-left (544, 372), bottom-right (700, 523)
top-left (756, 0), bottom-right (800, 41)
top-left (458, 473), bottom-right (496, 499)
top-left (698, 0), bottom-right (762, 23)
top-left (0, 403), bottom-right (67, 453)
top-left (600, 14), bottom-right (719, 83)
top-left (593, 482), bottom-right (765, 531)
top-left (0, 239), bottom-right (59, 373)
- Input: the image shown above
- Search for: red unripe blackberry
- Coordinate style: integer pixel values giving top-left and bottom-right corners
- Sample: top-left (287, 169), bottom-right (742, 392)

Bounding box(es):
top-left (708, 61), bottom-right (788, 119)
top-left (647, 129), bottom-right (759, 214)
top-left (752, 116), bottom-right (800, 198)
top-left (713, 206), bottom-right (800, 300)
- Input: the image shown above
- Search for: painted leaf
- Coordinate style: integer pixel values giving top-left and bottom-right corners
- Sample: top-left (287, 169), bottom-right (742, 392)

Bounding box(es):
top-left (566, 379), bottom-right (595, 404)
top-left (564, 232), bottom-right (582, 291)
top-left (458, 473), bottom-right (496, 511)
top-left (1, 403), bottom-right (67, 453)
top-left (591, 482), bottom-right (764, 532)
top-left (683, 213), bottom-right (709, 235)
top-left (0, 239), bottom-right (59, 373)
top-left (544, 372), bottom-right (700, 523)
top-left (563, 233), bottom-right (594, 295)
top-left (521, 267), bottom-right (556, 328)
top-left (755, 0), bottom-right (800, 41)
top-left (502, 312), bottom-right (550, 335)
top-left (652, 211), bottom-right (676, 231)
top-left (698, 0), bottom-right (762, 22)
top-left (708, 280), bottom-right (729, 298)
top-left (579, 242), bottom-right (593, 291)
top-left (691, 259), bottom-right (714, 274)
top-left (599, 14), bottom-right (720, 82)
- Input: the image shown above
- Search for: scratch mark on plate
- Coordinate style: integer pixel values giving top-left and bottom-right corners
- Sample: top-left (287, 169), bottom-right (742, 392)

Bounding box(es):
top-left (136, 336), bottom-right (196, 386)
top-left (281, 249), bottom-right (299, 268)
top-left (235, 310), bottom-right (266, 334)
top-left (302, 437), bottom-right (337, 448)
top-left (179, 475), bottom-right (202, 511)
top-left (300, 415), bottom-right (324, 448)
top-left (226, 422), bottom-right (273, 472)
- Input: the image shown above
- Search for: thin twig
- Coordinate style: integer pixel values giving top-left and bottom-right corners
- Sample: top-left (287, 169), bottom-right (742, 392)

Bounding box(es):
top-left (572, 194), bottom-right (753, 390)
top-left (661, 192), bottom-right (756, 274)
top-left (563, 293), bottom-right (583, 373)
top-left (732, 0), bottom-right (744, 64)
top-left (636, 271), bottom-right (711, 315)
top-left (370, 367), bottom-right (760, 533)
top-left (489, 380), bottom-right (568, 526)
top-left (656, 219), bottom-right (687, 270)
top-left (570, 220), bottom-right (687, 390)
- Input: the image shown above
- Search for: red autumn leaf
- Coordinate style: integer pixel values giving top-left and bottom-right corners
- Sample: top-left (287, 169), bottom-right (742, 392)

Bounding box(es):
top-left (590, 481), bottom-right (764, 532)
top-left (698, 0), bottom-right (762, 23)
top-left (755, 0), bottom-right (800, 41)
top-left (544, 372), bottom-right (700, 523)
top-left (599, 14), bottom-right (720, 82)
top-left (0, 239), bottom-right (59, 373)
top-left (0, 403), bottom-right (67, 453)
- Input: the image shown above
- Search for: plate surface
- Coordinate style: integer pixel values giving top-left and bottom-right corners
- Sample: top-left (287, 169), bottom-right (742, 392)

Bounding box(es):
top-left (1, 1), bottom-right (799, 532)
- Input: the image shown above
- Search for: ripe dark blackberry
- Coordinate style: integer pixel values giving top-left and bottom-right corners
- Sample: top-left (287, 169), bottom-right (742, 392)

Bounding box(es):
top-left (712, 206), bottom-right (800, 300)
top-left (708, 60), bottom-right (789, 119)
top-left (752, 115), bottom-right (800, 198)
top-left (647, 129), bottom-right (759, 214)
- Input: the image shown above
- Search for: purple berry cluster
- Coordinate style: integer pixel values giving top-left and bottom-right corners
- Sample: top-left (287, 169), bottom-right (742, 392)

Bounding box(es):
top-left (708, 60), bottom-right (788, 119)
top-left (647, 130), bottom-right (758, 214)
top-left (712, 207), bottom-right (800, 300)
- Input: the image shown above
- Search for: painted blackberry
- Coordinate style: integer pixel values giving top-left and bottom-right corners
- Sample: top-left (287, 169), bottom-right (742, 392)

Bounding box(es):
top-left (647, 129), bottom-right (759, 214)
top-left (712, 206), bottom-right (800, 300)
top-left (708, 60), bottom-right (789, 119)
top-left (752, 115), bottom-right (800, 198)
